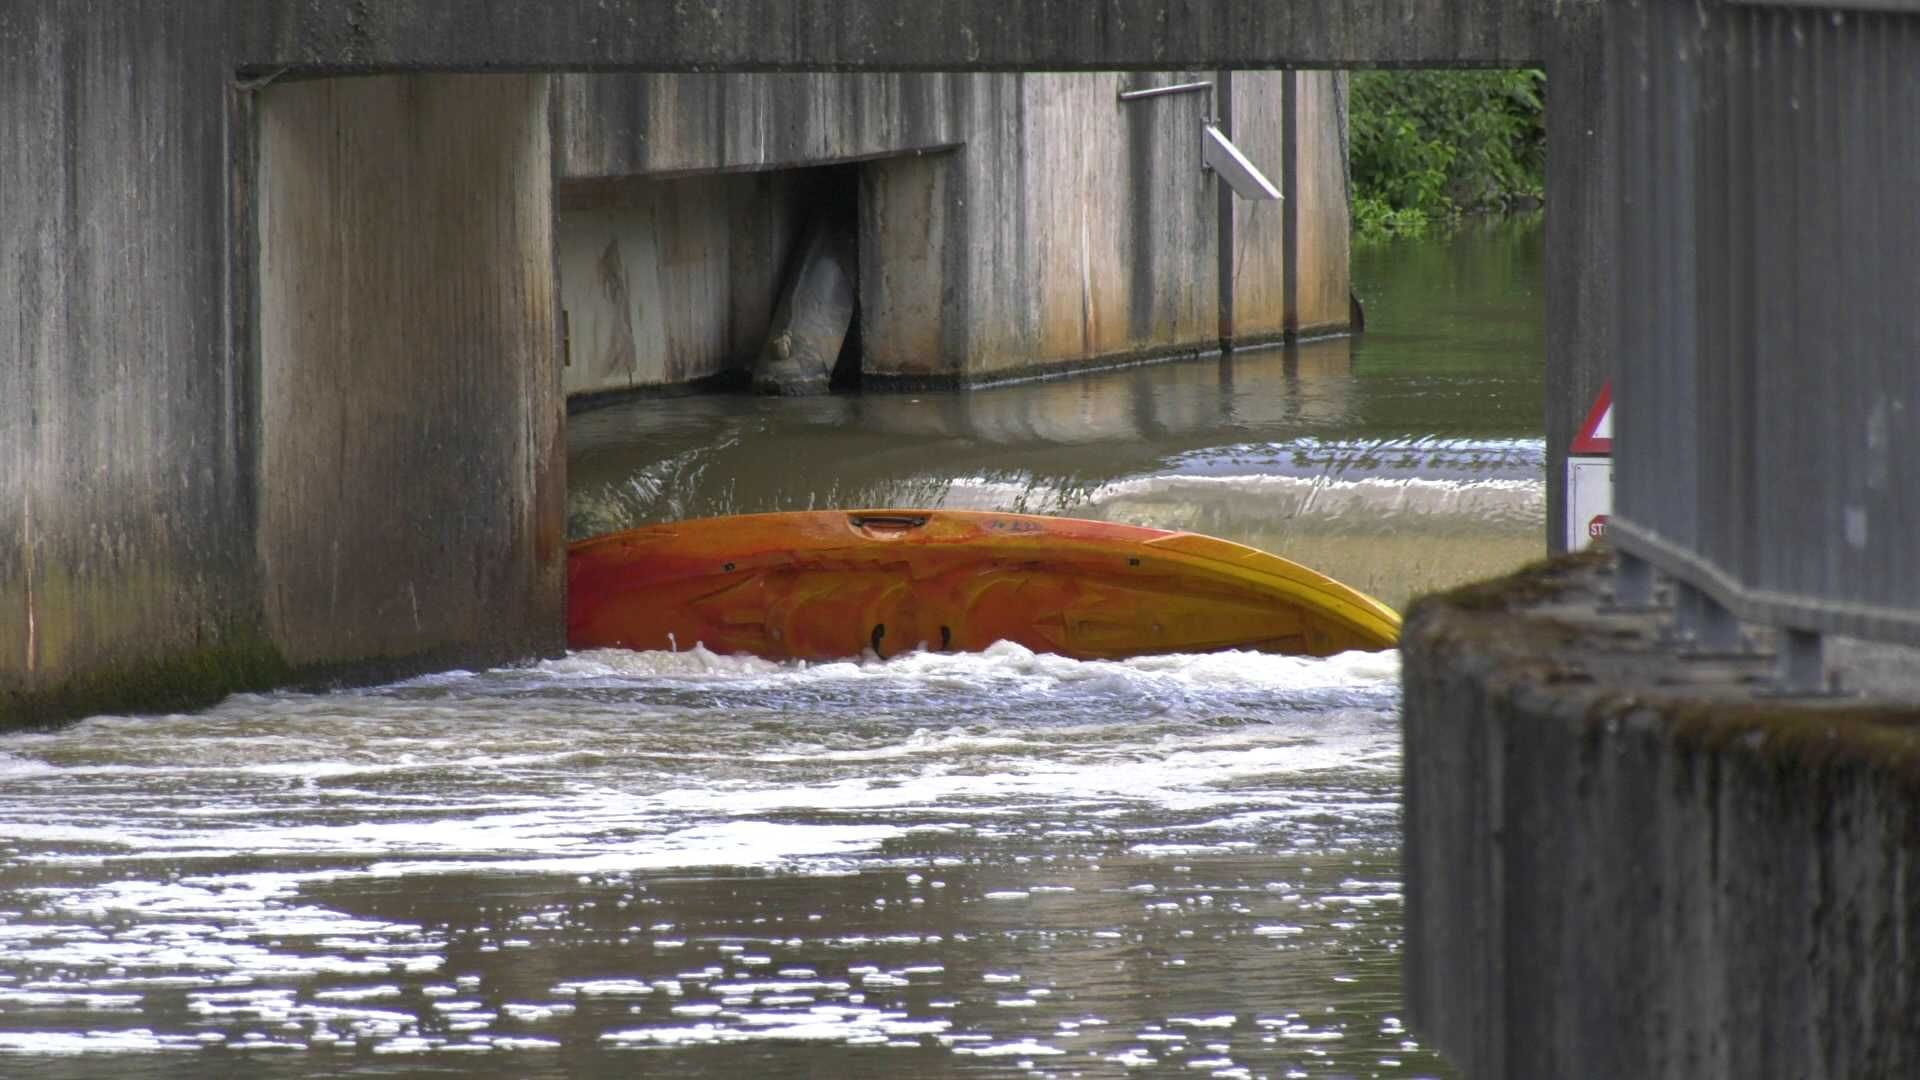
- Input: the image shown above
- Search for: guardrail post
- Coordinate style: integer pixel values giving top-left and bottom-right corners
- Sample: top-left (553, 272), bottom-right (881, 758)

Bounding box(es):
top-left (1695, 591), bottom-right (1743, 653)
top-left (1674, 581), bottom-right (1703, 638)
top-left (1673, 581), bottom-right (1743, 653)
top-left (1613, 551), bottom-right (1655, 608)
top-left (1774, 628), bottom-right (1825, 694)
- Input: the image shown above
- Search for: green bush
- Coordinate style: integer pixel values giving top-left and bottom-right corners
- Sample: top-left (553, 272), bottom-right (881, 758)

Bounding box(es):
top-left (1349, 69), bottom-right (1545, 243)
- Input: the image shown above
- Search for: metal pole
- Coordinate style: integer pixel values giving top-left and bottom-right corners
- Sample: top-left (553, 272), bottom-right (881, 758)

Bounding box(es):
top-left (1775, 628), bottom-right (1826, 694)
top-left (1117, 81), bottom-right (1215, 110)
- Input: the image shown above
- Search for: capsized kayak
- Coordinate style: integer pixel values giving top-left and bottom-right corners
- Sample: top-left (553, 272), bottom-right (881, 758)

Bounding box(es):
top-left (567, 510), bottom-right (1400, 661)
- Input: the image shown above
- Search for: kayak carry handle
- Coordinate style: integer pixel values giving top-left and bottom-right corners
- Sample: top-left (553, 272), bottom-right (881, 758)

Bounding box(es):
top-left (849, 513), bottom-right (928, 530)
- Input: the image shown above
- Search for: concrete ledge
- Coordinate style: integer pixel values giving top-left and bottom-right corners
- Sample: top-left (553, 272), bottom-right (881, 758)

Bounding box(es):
top-left (1402, 551), bottom-right (1920, 1078)
top-left (235, 1), bottom-right (1549, 72)
top-left (861, 342), bottom-right (1224, 393)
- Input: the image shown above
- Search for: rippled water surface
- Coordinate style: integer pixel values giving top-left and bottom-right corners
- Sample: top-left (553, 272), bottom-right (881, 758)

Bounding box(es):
top-left (1, 647), bottom-right (1419, 1077)
top-left (1, 221), bottom-right (1543, 1077)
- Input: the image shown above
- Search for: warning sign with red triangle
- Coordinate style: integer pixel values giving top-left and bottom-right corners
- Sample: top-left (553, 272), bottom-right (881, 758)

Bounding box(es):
top-left (1570, 382), bottom-right (1612, 455)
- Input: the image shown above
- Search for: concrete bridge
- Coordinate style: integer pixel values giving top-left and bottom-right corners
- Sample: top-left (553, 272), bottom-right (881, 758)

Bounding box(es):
top-left (3, 0), bottom-right (1608, 719)
top-left (26, 0), bottom-right (1920, 1073)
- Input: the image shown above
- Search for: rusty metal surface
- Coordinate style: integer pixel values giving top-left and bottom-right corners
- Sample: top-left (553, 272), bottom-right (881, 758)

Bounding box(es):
top-left (1609, 0), bottom-right (1920, 645)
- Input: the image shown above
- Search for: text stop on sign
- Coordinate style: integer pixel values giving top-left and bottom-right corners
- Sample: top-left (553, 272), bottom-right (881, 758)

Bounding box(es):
top-left (1566, 384), bottom-right (1612, 552)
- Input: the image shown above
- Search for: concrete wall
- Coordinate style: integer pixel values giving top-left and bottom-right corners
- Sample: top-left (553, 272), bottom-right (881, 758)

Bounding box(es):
top-left (868, 71), bottom-right (1352, 382)
top-left (237, 0), bottom-right (1550, 71)
top-left (558, 73), bottom-right (959, 178)
top-left (1403, 555), bottom-right (1920, 1079)
top-left (557, 70), bottom-right (1350, 395)
top-left (1230, 71), bottom-right (1350, 343)
top-left (257, 75), bottom-right (565, 668)
top-left (1289, 72), bottom-right (1354, 335)
top-left (861, 73), bottom-right (1221, 386)
top-left (554, 71), bottom-right (960, 396)
top-left (0, 4), bottom-right (569, 723)
top-left (557, 172), bottom-right (811, 394)
top-left (1, 3), bottom-right (278, 719)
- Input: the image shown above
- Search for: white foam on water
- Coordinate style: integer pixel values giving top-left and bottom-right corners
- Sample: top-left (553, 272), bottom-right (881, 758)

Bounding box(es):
top-left (0, 637), bottom-right (1407, 1063)
top-left (548, 640), bottom-right (1399, 696)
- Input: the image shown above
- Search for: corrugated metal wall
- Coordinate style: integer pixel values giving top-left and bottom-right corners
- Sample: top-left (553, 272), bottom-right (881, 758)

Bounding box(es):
top-left (1609, 0), bottom-right (1920, 646)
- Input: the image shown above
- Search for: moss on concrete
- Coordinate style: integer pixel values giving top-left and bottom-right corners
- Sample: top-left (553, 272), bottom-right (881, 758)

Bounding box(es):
top-left (0, 636), bottom-right (296, 731)
top-left (1407, 545), bottom-right (1610, 617)
top-left (1407, 549), bottom-right (1920, 791)
top-left (1657, 699), bottom-right (1920, 784)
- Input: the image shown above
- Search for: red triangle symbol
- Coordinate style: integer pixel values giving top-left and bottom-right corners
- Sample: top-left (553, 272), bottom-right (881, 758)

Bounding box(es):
top-left (1570, 382), bottom-right (1613, 455)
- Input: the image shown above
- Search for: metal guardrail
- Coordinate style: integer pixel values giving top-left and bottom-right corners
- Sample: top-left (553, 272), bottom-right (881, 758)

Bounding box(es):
top-left (1607, 0), bottom-right (1920, 685)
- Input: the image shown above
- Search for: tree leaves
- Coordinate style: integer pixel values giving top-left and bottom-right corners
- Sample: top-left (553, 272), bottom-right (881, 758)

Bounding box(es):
top-left (1350, 69), bottom-right (1547, 243)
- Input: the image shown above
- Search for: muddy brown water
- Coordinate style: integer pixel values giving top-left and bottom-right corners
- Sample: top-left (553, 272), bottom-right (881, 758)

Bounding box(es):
top-left (0, 220), bottom-right (1543, 1078)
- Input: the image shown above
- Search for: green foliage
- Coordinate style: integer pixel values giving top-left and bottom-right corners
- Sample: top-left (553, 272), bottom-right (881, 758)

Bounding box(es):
top-left (1349, 69), bottom-right (1546, 244)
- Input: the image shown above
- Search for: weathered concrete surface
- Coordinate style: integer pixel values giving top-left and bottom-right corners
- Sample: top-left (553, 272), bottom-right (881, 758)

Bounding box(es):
top-left (1542, 1), bottom-right (1615, 552)
top-left (257, 75), bottom-right (565, 669)
top-left (0, 3), bottom-right (283, 721)
top-left (1229, 71), bottom-right (1351, 344)
top-left (753, 217), bottom-right (858, 395)
top-left (557, 70), bottom-right (1349, 393)
top-left (557, 172), bottom-right (813, 395)
top-left (233, 1), bottom-right (1550, 71)
top-left (861, 73), bottom-right (1215, 384)
top-left (860, 73), bottom-right (1230, 386)
top-left (1287, 72), bottom-right (1355, 336)
top-left (1403, 553), bottom-right (1920, 1078)
top-left (4, 0), bottom-right (1609, 722)
top-left (558, 73), bottom-right (959, 179)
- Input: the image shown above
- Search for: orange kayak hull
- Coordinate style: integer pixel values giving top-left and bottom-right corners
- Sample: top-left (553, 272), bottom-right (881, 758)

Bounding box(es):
top-left (566, 510), bottom-right (1401, 662)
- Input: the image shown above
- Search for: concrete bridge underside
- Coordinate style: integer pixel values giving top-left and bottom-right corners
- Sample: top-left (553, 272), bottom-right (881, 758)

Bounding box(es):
top-left (237, 0), bottom-right (1552, 72)
top-left (4, 0), bottom-right (1610, 724)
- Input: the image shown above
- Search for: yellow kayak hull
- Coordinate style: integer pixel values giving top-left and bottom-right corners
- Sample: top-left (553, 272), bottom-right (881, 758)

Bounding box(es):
top-left (567, 510), bottom-right (1400, 661)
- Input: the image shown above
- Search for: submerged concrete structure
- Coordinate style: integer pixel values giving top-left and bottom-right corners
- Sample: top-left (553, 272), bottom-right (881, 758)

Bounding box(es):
top-left (554, 71), bottom-right (1352, 398)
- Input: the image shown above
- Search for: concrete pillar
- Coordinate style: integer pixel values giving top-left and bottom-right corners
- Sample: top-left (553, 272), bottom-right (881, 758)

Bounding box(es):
top-left (1, 2), bottom-right (276, 724)
top-left (1288, 71), bottom-right (1355, 337)
top-left (256, 75), bottom-right (565, 669)
top-left (1544, 6), bottom-right (1620, 553)
top-left (859, 148), bottom-right (963, 384)
top-left (1222, 72), bottom-right (1289, 346)
top-left (1227, 70), bottom-right (1351, 347)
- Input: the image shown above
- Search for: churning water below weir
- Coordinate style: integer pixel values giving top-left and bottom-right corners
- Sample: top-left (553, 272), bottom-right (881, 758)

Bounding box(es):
top-left (0, 221), bottom-right (1543, 1078)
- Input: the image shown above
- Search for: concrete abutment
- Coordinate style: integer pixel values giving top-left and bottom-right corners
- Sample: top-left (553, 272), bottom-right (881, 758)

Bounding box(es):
top-left (256, 74), bottom-right (565, 671)
top-left (1402, 554), bottom-right (1920, 1079)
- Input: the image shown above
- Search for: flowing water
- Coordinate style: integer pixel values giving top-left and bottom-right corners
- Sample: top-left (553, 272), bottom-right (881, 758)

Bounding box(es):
top-left (0, 220), bottom-right (1543, 1078)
